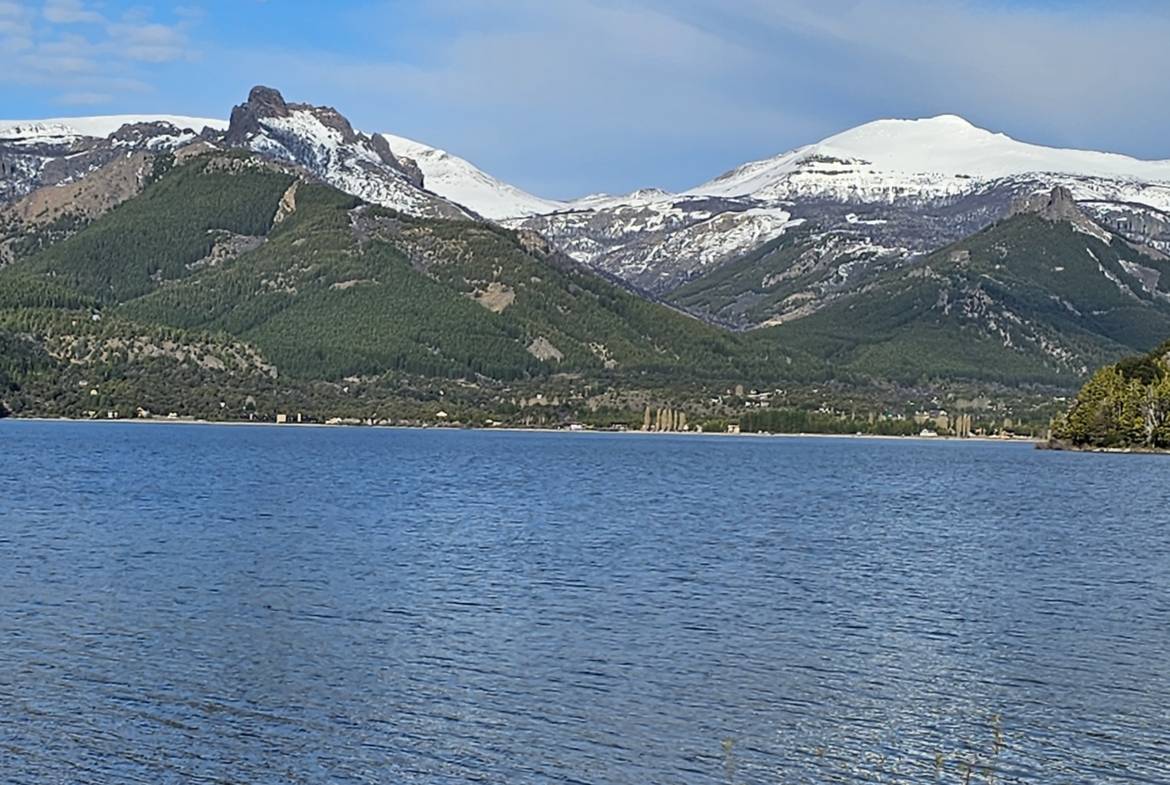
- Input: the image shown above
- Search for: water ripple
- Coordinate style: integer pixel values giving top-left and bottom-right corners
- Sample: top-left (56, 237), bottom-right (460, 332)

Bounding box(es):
top-left (0, 422), bottom-right (1168, 783)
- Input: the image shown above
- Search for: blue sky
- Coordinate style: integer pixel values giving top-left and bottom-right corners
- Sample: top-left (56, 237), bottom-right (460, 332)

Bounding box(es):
top-left (2, 0), bottom-right (1168, 198)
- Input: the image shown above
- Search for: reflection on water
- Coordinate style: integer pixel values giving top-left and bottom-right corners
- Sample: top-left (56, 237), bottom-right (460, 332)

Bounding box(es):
top-left (1, 421), bottom-right (1168, 783)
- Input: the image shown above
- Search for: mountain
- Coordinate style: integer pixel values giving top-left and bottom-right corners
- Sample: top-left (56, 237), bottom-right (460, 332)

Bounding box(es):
top-left (756, 188), bottom-right (1170, 386)
top-left (6, 90), bottom-right (1170, 407)
top-left (503, 116), bottom-right (1170, 299)
top-left (0, 114), bottom-right (227, 204)
top-left (0, 87), bottom-right (475, 223)
top-left (651, 117), bottom-right (1170, 326)
top-left (380, 133), bottom-right (568, 220)
top-left (503, 194), bottom-right (799, 292)
top-left (691, 114), bottom-right (1170, 201)
top-left (9, 99), bottom-right (1168, 302)
top-left (221, 87), bottom-right (471, 220)
top-left (0, 87), bottom-right (493, 270)
top-left (371, 132), bottom-right (804, 290)
top-left (0, 115), bottom-right (227, 143)
top-left (0, 143), bottom-right (812, 421)
top-left (667, 224), bottom-right (906, 329)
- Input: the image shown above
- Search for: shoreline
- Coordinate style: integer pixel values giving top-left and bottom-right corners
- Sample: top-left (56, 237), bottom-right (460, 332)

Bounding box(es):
top-left (0, 414), bottom-right (1041, 444)
top-left (1039, 439), bottom-right (1170, 455)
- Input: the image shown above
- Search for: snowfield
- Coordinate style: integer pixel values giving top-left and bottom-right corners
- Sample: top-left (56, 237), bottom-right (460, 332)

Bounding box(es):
top-left (0, 116), bottom-right (228, 144)
top-left (690, 115), bottom-right (1170, 204)
top-left (381, 133), bottom-right (567, 220)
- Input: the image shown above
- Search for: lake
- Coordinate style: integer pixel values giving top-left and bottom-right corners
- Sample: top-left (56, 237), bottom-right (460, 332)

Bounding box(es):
top-left (1, 421), bottom-right (1167, 784)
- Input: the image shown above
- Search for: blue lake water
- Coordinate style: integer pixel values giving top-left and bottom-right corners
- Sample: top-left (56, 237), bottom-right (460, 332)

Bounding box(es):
top-left (0, 420), bottom-right (1168, 784)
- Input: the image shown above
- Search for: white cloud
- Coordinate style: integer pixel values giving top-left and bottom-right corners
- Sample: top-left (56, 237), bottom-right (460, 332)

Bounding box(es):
top-left (107, 21), bottom-right (189, 62)
top-left (6, 0), bottom-right (1168, 195)
top-left (656, 0), bottom-right (1170, 155)
top-left (0, 2), bottom-right (195, 106)
top-left (219, 0), bottom-right (822, 194)
top-left (310, 0), bottom-right (1170, 193)
top-left (43, 0), bottom-right (103, 24)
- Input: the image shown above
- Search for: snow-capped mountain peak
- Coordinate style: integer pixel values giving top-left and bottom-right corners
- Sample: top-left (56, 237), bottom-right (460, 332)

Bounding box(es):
top-left (380, 132), bottom-right (567, 220)
top-left (0, 115), bottom-right (227, 145)
top-left (221, 86), bottom-right (469, 219)
top-left (691, 114), bottom-right (1170, 199)
top-left (565, 188), bottom-right (676, 211)
top-left (0, 113), bottom-right (232, 204)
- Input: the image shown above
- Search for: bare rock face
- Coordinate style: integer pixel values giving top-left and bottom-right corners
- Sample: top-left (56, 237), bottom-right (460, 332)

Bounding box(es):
top-left (515, 229), bottom-right (553, 257)
top-left (1, 119), bottom-right (208, 205)
top-left (1012, 186), bottom-right (1083, 222)
top-left (526, 336), bottom-right (564, 362)
top-left (224, 85), bottom-right (291, 145)
top-left (224, 86), bottom-right (422, 186)
top-left (213, 85), bottom-right (473, 218)
top-left (110, 121), bottom-right (186, 145)
top-left (1009, 185), bottom-right (1118, 247)
top-left (370, 133), bottom-right (423, 187)
top-left (272, 181), bottom-right (299, 225)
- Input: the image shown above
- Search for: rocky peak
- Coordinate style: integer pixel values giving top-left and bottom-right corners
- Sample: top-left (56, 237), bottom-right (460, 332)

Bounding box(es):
top-left (1012, 186), bottom-right (1083, 222)
top-left (370, 133), bottom-right (422, 187)
top-left (1010, 185), bottom-right (1116, 247)
top-left (299, 105), bottom-right (358, 144)
top-left (218, 85), bottom-right (424, 189)
top-left (109, 121), bottom-right (187, 144)
top-left (224, 85), bottom-right (290, 145)
top-left (245, 86), bottom-right (290, 117)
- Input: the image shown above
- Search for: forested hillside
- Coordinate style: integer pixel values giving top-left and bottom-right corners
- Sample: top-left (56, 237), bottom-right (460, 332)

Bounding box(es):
top-left (4, 145), bottom-right (1161, 428)
top-left (759, 208), bottom-right (1170, 386)
top-left (0, 148), bottom-right (821, 421)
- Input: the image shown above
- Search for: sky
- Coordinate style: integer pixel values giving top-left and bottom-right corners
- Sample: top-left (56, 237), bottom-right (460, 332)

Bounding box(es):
top-left (2, 0), bottom-right (1169, 198)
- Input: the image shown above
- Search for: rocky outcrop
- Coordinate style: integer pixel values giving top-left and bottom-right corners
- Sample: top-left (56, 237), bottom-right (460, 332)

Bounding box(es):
top-left (370, 133), bottom-right (423, 187)
top-left (272, 181), bottom-right (299, 225)
top-left (1, 121), bottom-right (202, 205)
top-left (1012, 186), bottom-right (1083, 222)
top-left (223, 85), bottom-right (290, 145)
top-left (526, 336), bottom-right (563, 362)
top-left (222, 86), bottom-right (426, 188)
top-left (214, 85), bottom-right (470, 219)
top-left (1012, 186), bottom-right (1115, 244)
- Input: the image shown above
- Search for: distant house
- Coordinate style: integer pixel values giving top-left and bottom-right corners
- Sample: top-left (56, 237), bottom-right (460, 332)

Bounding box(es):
top-left (727, 423), bottom-right (741, 435)
top-left (275, 413), bottom-right (288, 424)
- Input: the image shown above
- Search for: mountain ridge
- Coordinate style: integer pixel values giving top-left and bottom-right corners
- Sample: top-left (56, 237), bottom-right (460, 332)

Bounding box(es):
top-left (5, 91), bottom-right (1170, 382)
top-left (9, 107), bottom-right (1170, 216)
top-left (692, 114), bottom-right (1170, 201)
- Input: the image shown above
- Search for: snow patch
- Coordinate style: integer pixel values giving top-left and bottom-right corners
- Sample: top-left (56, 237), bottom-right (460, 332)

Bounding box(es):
top-left (692, 114), bottom-right (1170, 200)
top-left (0, 115), bottom-right (227, 142)
top-left (381, 132), bottom-right (566, 220)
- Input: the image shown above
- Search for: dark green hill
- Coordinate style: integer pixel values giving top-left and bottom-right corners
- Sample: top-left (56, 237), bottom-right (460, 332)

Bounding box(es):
top-left (668, 226), bottom-right (899, 328)
top-left (23, 153), bottom-right (295, 302)
top-left (6, 154), bottom-right (1159, 424)
top-left (0, 151), bottom-right (816, 409)
top-left (757, 210), bottom-right (1170, 386)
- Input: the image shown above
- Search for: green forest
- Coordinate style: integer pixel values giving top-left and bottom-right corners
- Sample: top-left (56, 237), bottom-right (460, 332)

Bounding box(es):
top-left (1051, 342), bottom-right (1170, 449)
top-left (0, 147), bottom-right (1137, 435)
